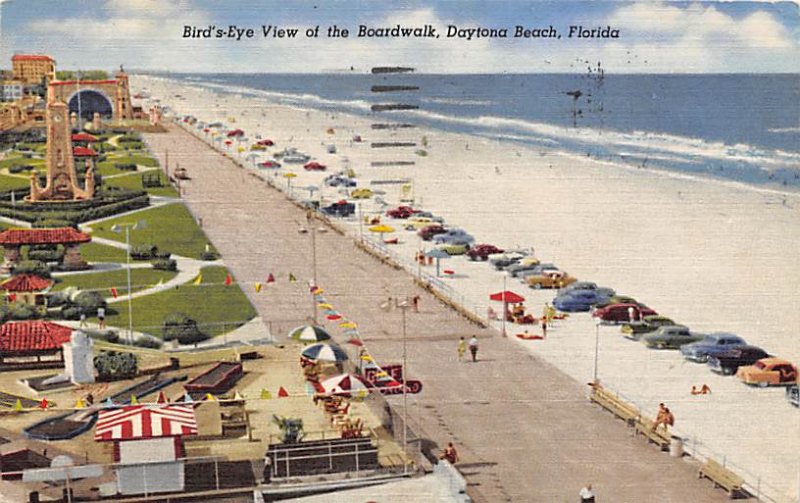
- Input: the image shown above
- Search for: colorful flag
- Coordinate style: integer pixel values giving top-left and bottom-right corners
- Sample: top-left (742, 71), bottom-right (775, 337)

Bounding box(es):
top-left (266, 273), bottom-right (275, 284)
top-left (278, 387), bottom-right (289, 398)
top-left (288, 273), bottom-right (297, 283)
top-left (8, 293), bottom-right (16, 302)
top-left (39, 398), bottom-right (48, 410)
top-left (12, 399), bottom-right (22, 412)
top-left (130, 395), bottom-right (138, 405)
top-left (260, 389), bottom-right (272, 400)
top-left (74, 398), bottom-right (86, 409)
top-left (255, 282), bottom-right (263, 293)
top-left (205, 393), bottom-right (217, 402)
top-left (110, 287), bottom-right (118, 299)
top-left (193, 273), bottom-right (203, 285)
top-left (224, 273), bottom-right (232, 286)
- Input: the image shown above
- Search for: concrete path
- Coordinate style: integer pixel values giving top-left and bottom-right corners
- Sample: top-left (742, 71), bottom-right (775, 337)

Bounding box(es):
top-left (141, 125), bottom-right (732, 502)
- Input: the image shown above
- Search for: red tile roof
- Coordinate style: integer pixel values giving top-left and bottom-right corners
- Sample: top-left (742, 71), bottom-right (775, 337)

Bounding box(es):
top-left (12, 55), bottom-right (54, 62)
top-left (0, 274), bottom-right (54, 292)
top-left (50, 80), bottom-right (117, 86)
top-left (72, 146), bottom-right (97, 157)
top-left (0, 228), bottom-right (92, 245)
top-left (0, 321), bottom-right (72, 353)
top-left (71, 133), bottom-right (98, 143)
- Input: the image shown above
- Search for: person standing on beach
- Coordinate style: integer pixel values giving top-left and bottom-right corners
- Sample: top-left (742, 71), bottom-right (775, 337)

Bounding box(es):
top-left (627, 306), bottom-right (636, 323)
top-left (468, 336), bottom-right (479, 362)
top-left (541, 316), bottom-right (548, 338)
top-left (579, 483), bottom-right (596, 502)
top-left (412, 295), bottom-right (420, 313)
top-left (457, 337), bottom-right (466, 362)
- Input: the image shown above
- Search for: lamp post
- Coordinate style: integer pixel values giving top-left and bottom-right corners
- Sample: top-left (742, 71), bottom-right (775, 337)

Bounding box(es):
top-left (593, 321), bottom-right (611, 383)
top-left (111, 220), bottom-right (146, 345)
top-left (398, 298), bottom-right (410, 474)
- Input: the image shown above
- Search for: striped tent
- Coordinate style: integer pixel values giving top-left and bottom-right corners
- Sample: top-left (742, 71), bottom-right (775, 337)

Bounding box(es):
top-left (94, 405), bottom-right (197, 441)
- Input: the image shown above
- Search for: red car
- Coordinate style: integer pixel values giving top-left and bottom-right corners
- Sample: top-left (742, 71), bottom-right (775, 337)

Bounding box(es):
top-left (227, 129), bottom-right (245, 137)
top-left (418, 224), bottom-right (447, 241)
top-left (259, 160), bottom-right (281, 169)
top-left (304, 161), bottom-right (327, 171)
top-left (467, 244), bottom-right (504, 261)
top-left (592, 303), bottom-right (657, 324)
top-left (386, 206), bottom-right (419, 219)
top-left (257, 139), bottom-right (275, 146)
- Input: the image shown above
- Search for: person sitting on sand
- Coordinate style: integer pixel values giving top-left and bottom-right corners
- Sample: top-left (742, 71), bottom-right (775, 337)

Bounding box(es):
top-left (439, 442), bottom-right (459, 464)
top-left (691, 384), bottom-right (711, 395)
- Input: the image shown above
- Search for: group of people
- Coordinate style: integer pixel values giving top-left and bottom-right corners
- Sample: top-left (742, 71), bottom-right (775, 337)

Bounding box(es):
top-left (457, 336), bottom-right (480, 362)
top-left (652, 403), bottom-right (675, 432)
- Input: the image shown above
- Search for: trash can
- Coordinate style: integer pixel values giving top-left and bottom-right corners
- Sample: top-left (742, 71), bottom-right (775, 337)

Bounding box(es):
top-left (670, 436), bottom-right (684, 458)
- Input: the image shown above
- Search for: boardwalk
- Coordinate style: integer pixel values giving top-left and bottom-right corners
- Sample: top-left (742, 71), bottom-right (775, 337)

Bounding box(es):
top-left (143, 125), bottom-right (731, 502)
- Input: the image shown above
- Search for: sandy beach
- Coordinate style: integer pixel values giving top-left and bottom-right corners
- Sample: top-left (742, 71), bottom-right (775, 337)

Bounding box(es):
top-left (136, 74), bottom-right (800, 501)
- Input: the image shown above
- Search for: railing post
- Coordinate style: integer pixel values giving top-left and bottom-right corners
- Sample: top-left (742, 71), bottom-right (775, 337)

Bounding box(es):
top-left (328, 443), bottom-right (333, 472)
top-left (142, 464), bottom-right (148, 498)
top-left (214, 458), bottom-right (220, 490)
top-left (355, 441), bottom-right (360, 476)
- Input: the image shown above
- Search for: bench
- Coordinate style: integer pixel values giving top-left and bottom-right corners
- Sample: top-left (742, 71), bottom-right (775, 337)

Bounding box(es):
top-left (589, 385), bottom-right (640, 426)
top-left (634, 417), bottom-right (672, 451)
top-left (698, 459), bottom-right (744, 499)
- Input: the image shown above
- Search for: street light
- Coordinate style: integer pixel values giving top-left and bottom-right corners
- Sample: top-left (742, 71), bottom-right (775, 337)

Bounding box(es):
top-left (298, 219), bottom-right (325, 323)
top-left (111, 220), bottom-right (146, 345)
top-left (593, 320), bottom-right (612, 383)
top-left (397, 297), bottom-right (410, 475)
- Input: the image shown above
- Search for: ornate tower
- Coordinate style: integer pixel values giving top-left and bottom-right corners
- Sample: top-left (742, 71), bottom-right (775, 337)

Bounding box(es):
top-left (115, 66), bottom-right (132, 120)
top-left (27, 86), bottom-right (95, 202)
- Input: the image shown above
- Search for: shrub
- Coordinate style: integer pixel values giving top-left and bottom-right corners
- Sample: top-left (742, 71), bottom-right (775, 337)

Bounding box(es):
top-left (134, 338), bottom-right (162, 349)
top-left (130, 244), bottom-right (158, 260)
top-left (152, 259), bottom-right (177, 271)
top-left (8, 164), bottom-right (33, 174)
top-left (33, 218), bottom-right (77, 229)
top-left (94, 351), bottom-right (138, 381)
top-left (114, 163), bottom-right (137, 171)
top-left (12, 260), bottom-right (50, 278)
top-left (10, 304), bottom-right (37, 320)
top-left (73, 291), bottom-right (106, 314)
top-left (200, 250), bottom-right (218, 261)
top-left (162, 312), bottom-right (208, 345)
top-left (60, 306), bottom-right (82, 320)
top-left (0, 304), bottom-right (11, 323)
top-left (104, 331), bottom-right (120, 344)
top-left (27, 249), bottom-right (64, 262)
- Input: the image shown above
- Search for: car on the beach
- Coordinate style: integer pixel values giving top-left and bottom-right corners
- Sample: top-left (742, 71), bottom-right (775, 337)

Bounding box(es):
top-left (680, 333), bottom-right (747, 363)
top-left (505, 257), bottom-right (543, 276)
top-left (416, 225), bottom-right (446, 241)
top-left (517, 263), bottom-right (560, 280)
top-left (413, 211), bottom-right (445, 224)
top-left (350, 188), bottom-right (373, 199)
top-left (433, 229), bottom-right (475, 245)
top-left (467, 244), bottom-right (504, 261)
top-left (526, 271), bottom-right (577, 290)
top-left (227, 129), bottom-right (245, 137)
top-left (592, 303), bottom-right (657, 324)
top-left (250, 144), bottom-right (267, 151)
top-left (787, 385), bottom-right (799, 407)
top-left (386, 206), bottom-right (419, 219)
top-left (321, 200), bottom-right (355, 218)
top-left (304, 161), bottom-right (327, 171)
top-left (275, 147), bottom-right (310, 163)
top-left (707, 346), bottom-right (771, 375)
top-left (436, 242), bottom-right (470, 255)
top-left (553, 289), bottom-right (611, 312)
top-left (736, 358), bottom-right (798, 387)
top-left (259, 160), bottom-right (281, 169)
top-left (490, 250), bottom-right (531, 270)
top-left (557, 281), bottom-right (616, 298)
top-left (596, 295), bottom-right (643, 308)
top-left (257, 139), bottom-right (275, 146)
top-left (620, 315), bottom-right (676, 339)
top-left (324, 175), bottom-right (357, 187)
top-left (643, 325), bottom-right (702, 349)
top-left (404, 216), bottom-right (437, 230)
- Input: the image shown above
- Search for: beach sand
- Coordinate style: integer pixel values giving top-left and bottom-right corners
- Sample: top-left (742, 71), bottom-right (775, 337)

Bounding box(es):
top-left (136, 75), bottom-right (800, 501)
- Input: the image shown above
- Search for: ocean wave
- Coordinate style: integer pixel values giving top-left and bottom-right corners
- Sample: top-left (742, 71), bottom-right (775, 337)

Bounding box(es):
top-left (768, 127), bottom-right (800, 134)
top-left (420, 97), bottom-right (495, 106)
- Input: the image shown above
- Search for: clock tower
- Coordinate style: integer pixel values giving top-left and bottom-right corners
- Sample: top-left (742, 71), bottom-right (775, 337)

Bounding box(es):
top-left (27, 85), bottom-right (95, 202)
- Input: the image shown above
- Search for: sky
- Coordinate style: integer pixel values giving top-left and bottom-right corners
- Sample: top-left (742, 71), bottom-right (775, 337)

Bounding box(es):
top-left (0, 0), bottom-right (797, 74)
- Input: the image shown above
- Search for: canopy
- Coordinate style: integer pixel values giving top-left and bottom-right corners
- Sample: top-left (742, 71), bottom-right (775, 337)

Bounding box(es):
top-left (301, 343), bottom-right (348, 363)
top-left (368, 224), bottom-right (395, 234)
top-left (320, 373), bottom-right (369, 396)
top-left (288, 325), bottom-right (332, 343)
top-left (94, 405), bottom-right (197, 441)
top-left (425, 248), bottom-right (451, 259)
top-left (489, 291), bottom-right (526, 304)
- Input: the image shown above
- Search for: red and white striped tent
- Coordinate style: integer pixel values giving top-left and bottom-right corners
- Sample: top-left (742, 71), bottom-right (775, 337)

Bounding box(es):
top-left (94, 405), bottom-right (197, 441)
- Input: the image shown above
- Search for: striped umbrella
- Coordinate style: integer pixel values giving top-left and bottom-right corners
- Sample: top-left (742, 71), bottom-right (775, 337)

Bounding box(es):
top-left (301, 343), bottom-right (349, 363)
top-left (321, 373), bottom-right (370, 397)
top-left (288, 325), bottom-right (332, 343)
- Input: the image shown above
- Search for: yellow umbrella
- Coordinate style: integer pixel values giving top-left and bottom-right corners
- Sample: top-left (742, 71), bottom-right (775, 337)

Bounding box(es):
top-left (318, 302), bottom-right (333, 309)
top-left (368, 224), bottom-right (395, 243)
top-left (339, 321), bottom-right (357, 329)
top-left (283, 172), bottom-right (297, 179)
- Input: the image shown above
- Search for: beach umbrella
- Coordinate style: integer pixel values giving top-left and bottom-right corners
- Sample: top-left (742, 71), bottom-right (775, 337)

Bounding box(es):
top-left (339, 321), bottom-right (357, 329)
top-left (320, 373), bottom-right (369, 397)
top-left (425, 248), bottom-right (451, 277)
top-left (288, 325), bottom-right (332, 343)
top-left (283, 172), bottom-right (297, 195)
top-left (489, 291), bottom-right (526, 304)
top-left (301, 343), bottom-right (349, 363)
top-left (318, 302), bottom-right (333, 309)
top-left (368, 224), bottom-right (395, 243)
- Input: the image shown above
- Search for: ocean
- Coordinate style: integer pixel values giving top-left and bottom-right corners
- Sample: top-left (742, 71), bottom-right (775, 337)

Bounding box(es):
top-left (157, 72), bottom-right (800, 189)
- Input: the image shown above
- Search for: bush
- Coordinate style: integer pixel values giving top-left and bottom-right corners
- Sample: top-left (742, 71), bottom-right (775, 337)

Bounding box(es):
top-left (152, 259), bottom-right (177, 271)
top-left (94, 351), bottom-right (138, 381)
top-left (28, 249), bottom-right (64, 262)
top-left (33, 218), bottom-right (77, 229)
top-left (162, 312), bottom-right (208, 345)
top-left (104, 331), bottom-right (120, 344)
top-left (0, 305), bottom-right (10, 323)
top-left (12, 260), bottom-right (50, 278)
top-left (60, 306), bottom-right (82, 320)
top-left (8, 164), bottom-right (33, 174)
top-left (134, 338), bottom-right (162, 349)
top-left (10, 304), bottom-right (37, 320)
top-left (200, 250), bottom-right (218, 261)
top-left (130, 244), bottom-right (158, 260)
top-left (73, 290), bottom-right (106, 314)
top-left (114, 163), bottom-right (137, 171)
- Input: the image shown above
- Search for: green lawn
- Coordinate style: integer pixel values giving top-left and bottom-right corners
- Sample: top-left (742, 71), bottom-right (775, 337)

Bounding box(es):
top-left (0, 156), bottom-right (45, 171)
top-left (89, 202), bottom-right (215, 259)
top-left (104, 171), bottom-right (178, 198)
top-left (0, 173), bottom-right (33, 192)
top-left (53, 268), bottom-right (177, 294)
top-left (79, 242), bottom-right (130, 263)
top-left (104, 266), bottom-right (256, 338)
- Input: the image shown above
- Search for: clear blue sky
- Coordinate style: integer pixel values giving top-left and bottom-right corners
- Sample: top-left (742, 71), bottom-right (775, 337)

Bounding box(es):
top-left (0, 0), bottom-right (797, 73)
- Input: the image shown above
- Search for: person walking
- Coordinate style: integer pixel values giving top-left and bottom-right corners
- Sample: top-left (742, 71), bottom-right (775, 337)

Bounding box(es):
top-left (97, 307), bottom-right (106, 329)
top-left (541, 316), bottom-right (548, 338)
top-left (457, 337), bottom-right (466, 362)
top-left (468, 335), bottom-right (479, 362)
top-left (79, 313), bottom-right (88, 329)
top-left (412, 295), bottom-right (420, 313)
top-left (579, 483), bottom-right (596, 502)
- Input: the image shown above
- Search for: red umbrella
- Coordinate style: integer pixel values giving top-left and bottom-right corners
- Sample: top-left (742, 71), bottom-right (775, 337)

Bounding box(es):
top-left (489, 291), bottom-right (525, 303)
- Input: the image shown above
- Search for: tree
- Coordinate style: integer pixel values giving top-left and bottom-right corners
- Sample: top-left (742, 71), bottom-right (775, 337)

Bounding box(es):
top-left (162, 312), bottom-right (208, 345)
top-left (94, 351), bottom-right (137, 381)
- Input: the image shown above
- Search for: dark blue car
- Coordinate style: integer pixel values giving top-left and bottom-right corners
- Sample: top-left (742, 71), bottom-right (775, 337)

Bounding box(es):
top-left (553, 290), bottom-right (611, 312)
top-left (680, 333), bottom-right (747, 363)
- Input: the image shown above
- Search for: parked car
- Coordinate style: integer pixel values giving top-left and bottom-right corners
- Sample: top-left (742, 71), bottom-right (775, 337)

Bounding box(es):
top-left (433, 229), bottom-right (475, 245)
top-left (680, 333), bottom-right (747, 363)
top-left (526, 271), bottom-right (577, 290)
top-left (595, 295), bottom-right (642, 308)
top-left (737, 358), bottom-right (798, 387)
top-left (404, 216), bottom-right (437, 230)
top-left (506, 257), bottom-right (543, 276)
top-left (350, 188), bottom-right (373, 199)
top-left (436, 242), bottom-right (470, 255)
top-left (592, 303), bottom-right (657, 324)
top-left (304, 161), bottom-right (327, 171)
top-left (620, 315), bottom-right (676, 339)
top-left (274, 147), bottom-right (310, 163)
top-left (787, 385), bottom-right (799, 407)
top-left (257, 139), bottom-right (275, 146)
top-left (490, 251), bottom-right (530, 270)
top-left (553, 289), bottom-right (611, 312)
top-left (258, 160), bottom-right (281, 169)
top-left (707, 346), bottom-right (771, 375)
top-left (643, 325), bottom-right (702, 349)
top-left (557, 281), bottom-right (616, 298)
top-left (467, 244), bottom-right (504, 261)
top-left (517, 263), bottom-right (561, 280)
top-left (324, 174), bottom-right (356, 187)
top-left (413, 211), bottom-right (444, 223)
top-left (321, 200), bottom-right (355, 218)
top-left (386, 206), bottom-right (419, 219)
top-left (418, 224), bottom-right (448, 241)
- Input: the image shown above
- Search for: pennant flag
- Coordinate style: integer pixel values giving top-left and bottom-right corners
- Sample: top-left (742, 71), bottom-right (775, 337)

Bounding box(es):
top-left (355, 389), bottom-right (369, 399)
top-left (224, 273), bottom-right (232, 286)
top-left (193, 273), bottom-right (203, 285)
top-left (326, 314), bottom-right (342, 321)
top-left (288, 273), bottom-right (297, 283)
top-left (12, 399), bottom-right (22, 412)
top-left (110, 287), bottom-right (118, 299)
top-left (318, 303), bottom-right (333, 309)
top-left (360, 354), bottom-right (373, 361)
top-left (346, 338), bottom-right (364, 346)
top-left (8, 293), bottom-right (16, 302)
top-left (375, 371), bottom-right (388, 377)
top-left (155, 278), bottom-right (164, 288)
top-left (74, 398), bottom-right (86, 409)
top-left (278, 387), bottom-right (289, 398)
top-left (260, 389), bottom-right (272, 400)
top-left (103, 397), bottom-right (115, 407)
top-left (156, 391), bottom-right (167, 404)
top-left (183, 393), bottom-right (193, 403)
top-left (233, 391), bottom-right (244, 400)
top-left (130, 395), bottom-right (138, 405)
top-left (205, 393), bottom-right (217, 402)
top-left (40, 398), bottom-right (49, 410)
top-left (266, 273), bottom-right (275, 284)
top-left (255, 282), bottom-right (263, 293)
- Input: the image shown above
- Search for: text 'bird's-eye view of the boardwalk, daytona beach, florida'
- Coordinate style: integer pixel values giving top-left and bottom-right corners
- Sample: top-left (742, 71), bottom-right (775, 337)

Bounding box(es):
top-left (0, 1), bottom-right (798, 502)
